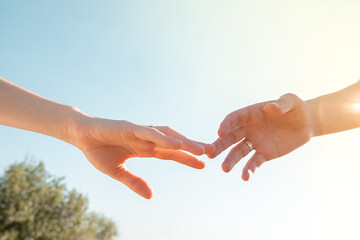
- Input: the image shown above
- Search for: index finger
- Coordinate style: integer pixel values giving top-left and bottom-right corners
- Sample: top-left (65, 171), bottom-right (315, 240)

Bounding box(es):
top-left (218, 107), bottom-right (250, 137)
top-left (134, 127), bottom-right (183, 150)
top-left (109, 166), bottom-right (153, 199)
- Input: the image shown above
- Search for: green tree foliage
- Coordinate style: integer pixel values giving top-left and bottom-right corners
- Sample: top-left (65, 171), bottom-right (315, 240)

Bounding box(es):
top-left (0, 160), bottom-right (118, 240)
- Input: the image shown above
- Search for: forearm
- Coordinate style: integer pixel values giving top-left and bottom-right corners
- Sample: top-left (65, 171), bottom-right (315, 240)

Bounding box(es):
top-left (0, 77), bottom-right (88, 144)
top-left (306, 81), bottom-right (360, 137)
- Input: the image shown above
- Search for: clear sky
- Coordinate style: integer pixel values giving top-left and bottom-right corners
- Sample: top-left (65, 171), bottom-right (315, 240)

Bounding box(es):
top-left (1, 0), bottom-right (360, 239)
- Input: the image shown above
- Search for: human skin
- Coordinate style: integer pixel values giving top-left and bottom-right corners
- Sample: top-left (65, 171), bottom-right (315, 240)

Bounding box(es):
top-left (209, 80), bottom-right (360, 180)
top-left (0, 77), bottom-right (214, 199)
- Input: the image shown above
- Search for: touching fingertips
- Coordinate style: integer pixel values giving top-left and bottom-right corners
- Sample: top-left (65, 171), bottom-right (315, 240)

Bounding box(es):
top-left (192, 145), bottom-right (205, 155)
top-left (207, 148), bottom-right (220, 158)
top-left (205, 144), bottom-right (216, 154)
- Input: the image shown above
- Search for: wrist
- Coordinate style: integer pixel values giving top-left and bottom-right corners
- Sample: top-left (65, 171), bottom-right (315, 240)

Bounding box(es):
top-left (305, 98), bottom-right (322, 137)
top-left (63, 106), bottom-right (94, 147)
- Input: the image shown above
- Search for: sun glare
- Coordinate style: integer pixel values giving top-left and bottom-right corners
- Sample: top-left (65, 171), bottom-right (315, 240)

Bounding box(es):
top-left (353, 103), bottom-right (360, 111)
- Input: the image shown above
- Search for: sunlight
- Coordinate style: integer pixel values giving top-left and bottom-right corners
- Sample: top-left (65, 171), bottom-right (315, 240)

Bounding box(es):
top-left (352, 103), bottom-right (360, 111)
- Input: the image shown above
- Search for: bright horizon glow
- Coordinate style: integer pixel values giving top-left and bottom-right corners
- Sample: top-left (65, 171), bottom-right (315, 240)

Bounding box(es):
top-left (1, 1), bottom-right (360, 240)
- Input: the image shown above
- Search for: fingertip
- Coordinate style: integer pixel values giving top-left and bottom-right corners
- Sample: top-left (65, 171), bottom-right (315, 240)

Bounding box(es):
top-left (205, 144), bottom-right (216, 155)
top-left (143, 188), bottom-right (154, 199)
top-left (187, 161), bottom-right (206, 170)
top-left (207, 150), bottom-right (218, 159)
top-left (184, 157), bottom-right (206, 169)
top-left (133, 180), bottom-right (154, 199)
top-left (264, 102), bottom-right (282, 116)
top-left (221, 162), bottom-right (231, 173)
top-left (242, 170), bottom-right (250, 181)
top-left (193, 145), bottom-right (206, 156)
top-left (197, 161), bottom-right (206, 169)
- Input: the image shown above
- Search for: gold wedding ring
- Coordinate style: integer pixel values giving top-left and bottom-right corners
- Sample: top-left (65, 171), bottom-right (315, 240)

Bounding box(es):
top-left (244, 139), bottom-right (254, 151)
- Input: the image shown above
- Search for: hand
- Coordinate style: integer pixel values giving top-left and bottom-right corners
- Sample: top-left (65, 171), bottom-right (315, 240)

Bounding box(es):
top-left (70, 117), bottom-right (214, 199)
top-left (208, 94), bottom-right (313, 180)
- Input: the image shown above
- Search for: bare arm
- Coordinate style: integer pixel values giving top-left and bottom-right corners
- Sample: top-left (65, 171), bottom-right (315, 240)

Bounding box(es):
top-left (210, 80), bottom-right (360, 180)
top-left (0, 77), bottom-right (214, 199)
top-left (307, 81), bottom-right (360, 136)
top-left (0, 77), bottom-right (81, 144)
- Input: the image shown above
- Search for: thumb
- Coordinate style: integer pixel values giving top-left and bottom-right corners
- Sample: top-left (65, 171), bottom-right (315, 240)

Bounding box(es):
top-left (109, 166), bottom-right (153, 199)
top-left (264, 93), bottom-right (300, 117)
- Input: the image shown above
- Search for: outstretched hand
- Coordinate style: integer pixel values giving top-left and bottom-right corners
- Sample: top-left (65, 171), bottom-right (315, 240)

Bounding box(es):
top-left (208, 94), bottom-right (313, 180)
top-left (70, 118), bottom-right (214, 199)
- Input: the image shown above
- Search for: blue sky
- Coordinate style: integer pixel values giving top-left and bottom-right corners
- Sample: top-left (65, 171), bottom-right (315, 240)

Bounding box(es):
top-left (1, 1), bottom-right (360, 239)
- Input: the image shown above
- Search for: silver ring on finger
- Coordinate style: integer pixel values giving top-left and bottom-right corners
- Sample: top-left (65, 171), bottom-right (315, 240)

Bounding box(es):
top-left (244, 139), bottom-right (254, 151)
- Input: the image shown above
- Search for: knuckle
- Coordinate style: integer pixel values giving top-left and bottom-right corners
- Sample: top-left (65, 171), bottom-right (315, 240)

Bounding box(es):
top-left (110, 166), bottom-right (126, 180)
top-left (218, 139), bottom-right (226, 149)
top-left (157, 126), bottom-right (171, 133)
top-left (136, 143), bottom-right (156, 157)
top-left (122, 120), bottom-right (134, 129)
top-left (147, 127), bottom-right (159, 136)
top-left (164, 126), bottom-right (173, 131)
top-left (226, 154), bottom-right (236, 164)
top-left (229, 146), bottom-right (239, 156)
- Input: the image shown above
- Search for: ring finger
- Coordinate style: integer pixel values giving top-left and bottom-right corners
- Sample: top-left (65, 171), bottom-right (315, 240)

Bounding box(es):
top-left (222, 139), bottom-right (254, 172)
